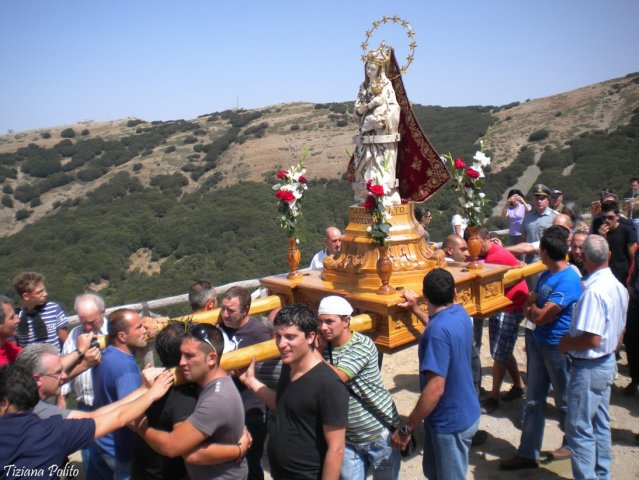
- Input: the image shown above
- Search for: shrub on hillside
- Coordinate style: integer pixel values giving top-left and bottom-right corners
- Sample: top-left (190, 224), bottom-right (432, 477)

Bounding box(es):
top-left (132, 163), bottom-right (143, 172)
top-left (60, 128), bottom-right (76, 138)
top-left (30, 197), bottom-right (41, 208)
top-left (81, 128), bottom-right (90, 136)
top-left (1, 195), bottom-right (13, 208)
top-left (15, 208), bottom-right (31, 221)
top-left (77, 167), bottom-right (105, 182)
top-left (40, 132), bottom-right (51, 139)
top-left (127, 119), bottom-right (145, 128)
top-left (290, 124), bottom-right (300, 131)
top-left (528, 129), bottom-right (549, 142)
top-left (14, 184), bottom-right (38, 203)
top-left (2, 184), bottom-right (13, 194)
top-left (165, 145), bottom-right (176, 154)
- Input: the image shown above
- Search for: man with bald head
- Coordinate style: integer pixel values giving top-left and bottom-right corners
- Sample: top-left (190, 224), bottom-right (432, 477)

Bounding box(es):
top-left (501, 214), bottom-right (574, 259)
top-left (442, 234), bottom-right (468, 262)
top-left (310, 226), bottom-right (342, 269)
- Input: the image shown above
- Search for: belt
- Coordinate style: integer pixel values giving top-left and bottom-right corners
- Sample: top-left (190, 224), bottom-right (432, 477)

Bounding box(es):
top-left (568, 352), bottom-right (612, 362)
top-left (352, 133), bottom-right (401, 145)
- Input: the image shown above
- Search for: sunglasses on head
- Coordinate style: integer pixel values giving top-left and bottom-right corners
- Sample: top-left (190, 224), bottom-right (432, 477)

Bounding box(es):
top-left (188, 324), bottom-right (217, 354)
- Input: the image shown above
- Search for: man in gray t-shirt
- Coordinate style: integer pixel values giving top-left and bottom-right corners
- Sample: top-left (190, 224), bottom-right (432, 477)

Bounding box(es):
top-left (137, 323), bottom-right (248, 479)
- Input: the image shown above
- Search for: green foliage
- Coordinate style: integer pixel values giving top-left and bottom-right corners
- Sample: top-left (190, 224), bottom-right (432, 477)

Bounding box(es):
top-left (1, 195), bottom-right (13, 208)
top-left (30, 197), bottom-right (41, 208)
top-left (60, 128), bottom-right (76, 138)
top-left (14, 208), bottom-right (31, 220)
top-left (81, 128), bottom-right (90, 136)
top-left (127, 119), bottom-right (145, 128)
top-left (13, 183), bottom-right (38, 203)
top-left (149, 173), bottom-right (189, 195)
top-left (290, 124), bottom-right (300, 131)
top-left (528, 129), bottom-right (549, 142)
top-left (2, 184), bottom-right (13, 194)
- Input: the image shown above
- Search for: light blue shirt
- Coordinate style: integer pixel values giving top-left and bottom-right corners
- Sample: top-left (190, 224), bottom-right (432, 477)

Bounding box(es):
top-left (568, 267), bottom-right (629, 358)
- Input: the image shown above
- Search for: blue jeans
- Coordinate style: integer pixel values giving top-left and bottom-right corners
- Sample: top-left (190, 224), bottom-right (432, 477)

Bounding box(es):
top-left (340, 432), bottom-right (400, 480)
top-left (76, 401), bottom-right (94, 467)
top-left (422, 418), bottom-right (479, 480)
top-left (518, 335), bottom-right (569, 460)
top-left (86, 443), bottom-right (131, 480)
top-left (245, 408), bottom-right (267, 480)
top-left (566, 354), bottom-right (615, 480)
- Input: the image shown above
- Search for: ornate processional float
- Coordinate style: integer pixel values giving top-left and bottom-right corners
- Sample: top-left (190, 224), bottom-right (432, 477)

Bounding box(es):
top-left (261, 16), bottom-right (524, 352)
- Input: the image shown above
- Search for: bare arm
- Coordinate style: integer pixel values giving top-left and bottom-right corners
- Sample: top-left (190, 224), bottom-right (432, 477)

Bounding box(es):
top-left (559, 332), bottom-right (601, 354)
top-left (505, 242), bottom-right (536, 256)
top-left (392, 372), bottom-right (445, 450)
top-left (184, 426), bottom-right (252, 465)
top-left (90, 370), bottom-right (174, 438)
top-left (397, 290), bottom-right (429, 326)
top-left (138, 417), bottom-right (208, 458)
top-left (238, 358), bottom-right (277, 410)
top-left (321, 424), bottom-right (346, 480)
top-left (529, 301), bottom-right (562, 327)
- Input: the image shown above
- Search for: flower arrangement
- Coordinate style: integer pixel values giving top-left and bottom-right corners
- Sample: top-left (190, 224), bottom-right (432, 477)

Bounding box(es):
top-left (442, 135), bottom-right (491, 227)
top-left (273, 151), bottom-right (309, 240)
top-left (361, 156), bottom-right (393, 246)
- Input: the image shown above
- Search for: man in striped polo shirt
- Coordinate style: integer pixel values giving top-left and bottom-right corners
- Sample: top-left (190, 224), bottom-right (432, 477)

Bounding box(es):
top-left (318, 295), bottom-right (401, 480)
top-left (13, 271), bottom-right (68, 353)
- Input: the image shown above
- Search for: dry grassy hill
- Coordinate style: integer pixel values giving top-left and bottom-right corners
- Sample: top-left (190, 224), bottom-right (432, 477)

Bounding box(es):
top-left (1, 73), bottom-right (638, 238)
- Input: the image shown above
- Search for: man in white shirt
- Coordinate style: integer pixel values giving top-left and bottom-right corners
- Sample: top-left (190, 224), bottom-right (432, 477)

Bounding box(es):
top-left (559, 235), bottom-right (629, 480)
top-left (309, 227), bottom-right (342, 270)
top-left (61, 293), bottom-right (108, 411)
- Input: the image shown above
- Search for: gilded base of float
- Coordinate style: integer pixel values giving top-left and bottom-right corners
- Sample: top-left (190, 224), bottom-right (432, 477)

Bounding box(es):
top-left (321, 205), bottom-right (446, 289)
top-left (261, 204), bottom-right (512, 352)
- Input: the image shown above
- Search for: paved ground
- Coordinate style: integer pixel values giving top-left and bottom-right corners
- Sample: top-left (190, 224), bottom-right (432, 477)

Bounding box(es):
top-left (68, 325), bottom-right (639, 479)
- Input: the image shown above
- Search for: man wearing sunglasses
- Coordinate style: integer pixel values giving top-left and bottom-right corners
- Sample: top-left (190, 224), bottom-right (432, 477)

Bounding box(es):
top-left (597, 201), bottom-right (637, 286)
top-left (137, 323), bottom-right (248, 480)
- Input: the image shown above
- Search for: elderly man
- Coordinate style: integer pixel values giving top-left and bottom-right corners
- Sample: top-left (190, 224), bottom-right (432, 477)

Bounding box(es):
top-left (89, 308), bottom-right (150, 480)
top-left (188, 281), bottom-right (217, 313)
top-left (137, 323), bottom-right (248, 479)
top-left (318, 295), bottom-right (401, 479)
top-left (393, 269), bottom-right (480, 479)
top-left (61, 293), bottom-right (108, 410)
top-left (559, 235), bottom-right (628, 480)
top-left (0, 295), bottom-right (21, 367)
top-left (310, 226), bottom-right (342, 269)
top-left (0, 362), bottom-right (173, 477)
top-left (500, 226), bottom-right (583, 470)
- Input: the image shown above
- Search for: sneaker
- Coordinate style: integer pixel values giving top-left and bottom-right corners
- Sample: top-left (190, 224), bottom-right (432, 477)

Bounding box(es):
top-left (623, 382), bottom-right (638, 396)
top-left (499, 455), bottom-right (538, 470)
top-left (481, 397), bottom-right (499, 414)
top-left (502, 386), bottom-right (524, 402)
top-left (471, 429), bottom-right (488, 447)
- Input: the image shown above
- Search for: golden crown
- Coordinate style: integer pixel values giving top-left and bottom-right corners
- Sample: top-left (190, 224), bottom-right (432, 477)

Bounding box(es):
top-left (360, 15), bottom-right (416, 77)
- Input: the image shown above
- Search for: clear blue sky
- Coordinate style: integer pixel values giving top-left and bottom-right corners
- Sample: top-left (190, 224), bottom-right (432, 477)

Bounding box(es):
top-left (1, 0), bottom-right (638, 133)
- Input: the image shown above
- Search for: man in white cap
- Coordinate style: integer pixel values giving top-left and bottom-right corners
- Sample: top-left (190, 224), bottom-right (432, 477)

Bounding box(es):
top-left (317, 295), bottom-right (401, 479)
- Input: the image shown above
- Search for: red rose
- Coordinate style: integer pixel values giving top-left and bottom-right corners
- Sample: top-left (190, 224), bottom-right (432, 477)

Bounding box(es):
top-left (275, 190), bottom-right (295, 203)
top-left (453, 158), bottom-right (466, 169)
top-left (369, 184), bottom-right (385, 197)
top-left (362, 194), bottom-right (376, 210)
top-left (298, 176), bottom-right (307, 184)
top-left (366, 179), bottom-right (373, 190)
top-left (466, 168), bottom-right (480, 179)
top-left (276, 170), bottom-right (289, 180)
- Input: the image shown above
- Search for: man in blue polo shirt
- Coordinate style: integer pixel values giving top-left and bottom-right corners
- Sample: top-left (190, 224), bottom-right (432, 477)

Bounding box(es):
top-left (392, 268), bottom-right (480, 479)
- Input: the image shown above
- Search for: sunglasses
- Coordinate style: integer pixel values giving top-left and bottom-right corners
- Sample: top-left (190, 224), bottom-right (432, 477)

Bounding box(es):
top-left (188, 324), bottom-right (217, 355)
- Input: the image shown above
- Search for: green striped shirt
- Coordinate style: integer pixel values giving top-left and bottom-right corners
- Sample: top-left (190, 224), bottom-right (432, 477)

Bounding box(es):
top-left (326, 331), bottom-right (400, 445)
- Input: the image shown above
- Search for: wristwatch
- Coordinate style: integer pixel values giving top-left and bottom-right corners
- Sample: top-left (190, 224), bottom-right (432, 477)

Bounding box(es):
top-left (74, 348), bottom-right (85, 362)
top-left (399, 424), bottom-right (411, 436)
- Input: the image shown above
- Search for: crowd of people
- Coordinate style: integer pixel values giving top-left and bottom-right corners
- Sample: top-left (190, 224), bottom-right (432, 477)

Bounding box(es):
top-left (0, 176), bottom-right (638, 480)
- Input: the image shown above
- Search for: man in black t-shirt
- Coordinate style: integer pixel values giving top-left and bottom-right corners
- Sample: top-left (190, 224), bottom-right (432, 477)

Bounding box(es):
top-left (240, 304), bottom-right (348, 480)
top-left (132, 321), bottom-right (199, 480)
